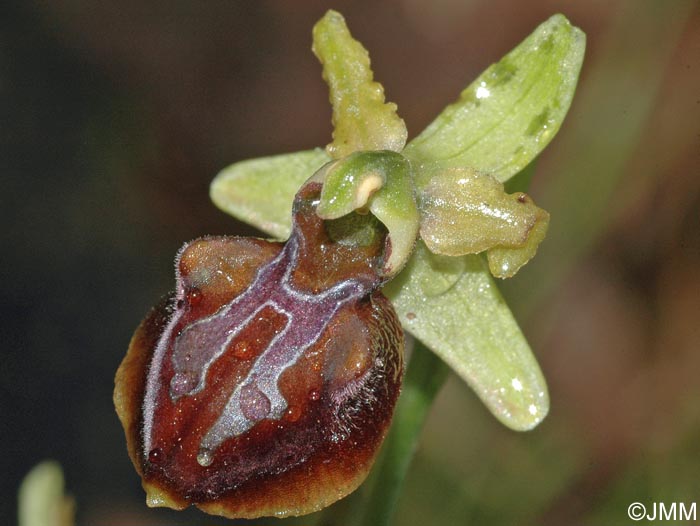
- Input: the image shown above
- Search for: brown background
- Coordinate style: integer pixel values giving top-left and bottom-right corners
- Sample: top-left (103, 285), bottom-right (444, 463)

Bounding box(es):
top-left (3, 1), bottom-right (699, 524)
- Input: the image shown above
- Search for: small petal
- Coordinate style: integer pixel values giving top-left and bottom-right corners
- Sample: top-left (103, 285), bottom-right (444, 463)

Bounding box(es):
top-left (487, 200), bottom-right (549, 278)
top-left (312, 10), bottom-right (407, 158)
top-left (418, 167), bottom-right (549, 277)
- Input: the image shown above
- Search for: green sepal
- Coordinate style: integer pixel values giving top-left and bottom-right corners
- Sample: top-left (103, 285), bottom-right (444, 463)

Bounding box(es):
top-left (210, 148), bottom-right (331, 239)
top-left (384, 242), bottom-right (549, 431)
top-left (404, 14), bottom-right (585, 184)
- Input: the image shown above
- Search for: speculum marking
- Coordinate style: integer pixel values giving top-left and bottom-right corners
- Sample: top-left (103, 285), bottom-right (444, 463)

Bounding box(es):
top-left (144, 227), bottom-right (374, 466)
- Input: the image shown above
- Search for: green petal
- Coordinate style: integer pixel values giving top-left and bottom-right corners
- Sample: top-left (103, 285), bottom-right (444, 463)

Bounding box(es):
top-left (312, 10), bottom-right (407, 159)
top-left (404, 14), bottom-right (585, 184)
top-left (384, 15), bottom-right (582, 429)
top-left (487, 205), bottom-right (549, 278)
top-left (210, 148), bottom-right (330, 239)
top-left (384, 242), bottom-right (549, 431)
top-left (418, 167), bottom-right (549, 278)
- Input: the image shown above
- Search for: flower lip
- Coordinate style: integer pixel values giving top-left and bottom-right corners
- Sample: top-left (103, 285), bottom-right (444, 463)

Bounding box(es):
top-left (114, 181), bottom-right (404, 518)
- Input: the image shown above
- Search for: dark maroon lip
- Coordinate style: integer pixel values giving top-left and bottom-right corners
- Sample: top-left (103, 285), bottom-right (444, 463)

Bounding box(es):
top-left (115, 181), bottom-right (404, 518)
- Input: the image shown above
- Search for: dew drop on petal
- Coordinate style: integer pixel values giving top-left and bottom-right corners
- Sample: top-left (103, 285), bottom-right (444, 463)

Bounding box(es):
top-left (475, 82), bottom-right (491, 99)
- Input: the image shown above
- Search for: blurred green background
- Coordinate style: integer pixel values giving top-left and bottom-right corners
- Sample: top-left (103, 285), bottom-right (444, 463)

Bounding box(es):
top-left (3, 1), bottom-right (699, 524)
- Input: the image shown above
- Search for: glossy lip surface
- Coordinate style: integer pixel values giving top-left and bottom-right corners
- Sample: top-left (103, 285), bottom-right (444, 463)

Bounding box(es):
top-left (114, 183), bottom-right (404, 518)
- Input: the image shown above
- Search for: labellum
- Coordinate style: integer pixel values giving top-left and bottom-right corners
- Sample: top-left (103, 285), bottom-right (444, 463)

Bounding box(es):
top-left (114, 181), bottom-right (404, 518)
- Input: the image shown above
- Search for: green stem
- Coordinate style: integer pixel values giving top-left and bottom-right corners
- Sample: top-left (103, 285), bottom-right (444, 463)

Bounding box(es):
top-left (355, 339), bottom-right (450, 526)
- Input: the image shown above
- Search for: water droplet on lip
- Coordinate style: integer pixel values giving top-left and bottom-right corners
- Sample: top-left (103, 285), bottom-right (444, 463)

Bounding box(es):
top-left (170, 372), bottom-right (197, 397)
top-left (197, 448), bottom-right (214, 467)
top-left (308, 389), bottom-right (321, 402)
top-left (240, 383), bottom-right (271, 421)
top-left (232, 340), bottom-right (252, 359)
top-left (285, 405), bottom-right (301, 422)
top-left (148, 448), bottom-right (163, 464)
top-left (186, 287), bottom-right (203, 307)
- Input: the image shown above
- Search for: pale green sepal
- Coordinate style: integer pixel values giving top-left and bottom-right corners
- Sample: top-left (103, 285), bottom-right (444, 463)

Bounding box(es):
top-left (404, 14), bottom-right (585, 184)
top-left (312, 10), bottom-right (408, 159)
top-left (316, 151), bottom-right (419, 277)
top-left (384, 242), bottom-right (549, 431)
top-left (210, 148), bottom-right (331, 239)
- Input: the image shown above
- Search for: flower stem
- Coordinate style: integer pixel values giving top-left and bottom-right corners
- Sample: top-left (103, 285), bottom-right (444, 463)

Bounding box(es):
top-left (354, 339), bottom-right (450, 526)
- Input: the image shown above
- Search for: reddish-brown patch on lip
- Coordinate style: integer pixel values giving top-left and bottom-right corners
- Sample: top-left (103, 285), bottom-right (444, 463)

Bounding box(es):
top-left (114, 183), bottom-right (404, 519)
